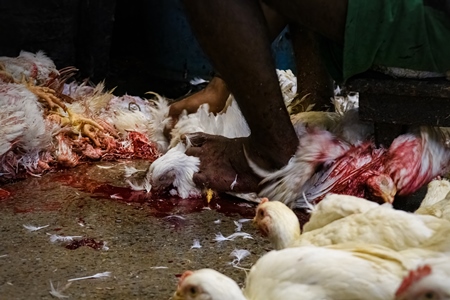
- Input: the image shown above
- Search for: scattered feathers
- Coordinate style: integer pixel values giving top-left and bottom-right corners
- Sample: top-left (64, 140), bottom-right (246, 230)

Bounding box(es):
top-left (214, 232), bottom-right (253, 242)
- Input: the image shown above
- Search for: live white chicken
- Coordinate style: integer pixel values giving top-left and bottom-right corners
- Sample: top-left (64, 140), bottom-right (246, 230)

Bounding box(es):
top-left (174, 245), bottom-right (405, 300)
top-left (253, 195), bottom-right (450, 252)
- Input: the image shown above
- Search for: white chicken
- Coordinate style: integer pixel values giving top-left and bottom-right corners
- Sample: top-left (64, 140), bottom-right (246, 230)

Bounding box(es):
top-left (0, 82), bottom-right (54, 180)
top-left (0, 50), bottom-right (71, 112)
top-left (415, 178), bottom-right (450, 221)
top-left (174, 245), bottom-right (407, 300)
top-left (0, 50), bottom-right (58, 85)
top-left (148, 143), bottom-right (200, 198)
top-left (302, 193), bottom-right (380, 232)
top-left (417, 178), bottom-right (450, 210)
top-left (253, 195), bottom-right (450, 252)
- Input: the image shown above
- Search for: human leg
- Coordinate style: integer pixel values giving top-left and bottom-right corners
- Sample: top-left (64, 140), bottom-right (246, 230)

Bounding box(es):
top-left (289, 24), bottom-right (335, 114)
top-left (181, 0), bottom-right (298, 192)
top-left (262, 0), bottom-right (348, 44)
top-left (168, 1), bottom-right (287, 122)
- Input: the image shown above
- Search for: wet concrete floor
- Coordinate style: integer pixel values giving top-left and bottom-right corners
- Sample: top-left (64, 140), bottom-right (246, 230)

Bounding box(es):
top-left (0, 161), bottom-right (277, 299)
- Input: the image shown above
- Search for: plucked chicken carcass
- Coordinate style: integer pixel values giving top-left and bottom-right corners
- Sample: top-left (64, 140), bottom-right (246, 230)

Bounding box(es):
top-left (253, 195), bottom-right (450, 252)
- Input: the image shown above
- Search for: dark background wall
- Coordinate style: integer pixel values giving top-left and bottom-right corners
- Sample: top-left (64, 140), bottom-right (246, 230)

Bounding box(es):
top-left (0, 0), bottom-right (294, 99)
top-left (0, 0), bottom-right (115, 82)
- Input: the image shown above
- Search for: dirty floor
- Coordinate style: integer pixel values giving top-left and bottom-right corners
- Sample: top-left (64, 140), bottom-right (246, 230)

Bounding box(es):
top-left (0, 161), bottom-right (275, 299)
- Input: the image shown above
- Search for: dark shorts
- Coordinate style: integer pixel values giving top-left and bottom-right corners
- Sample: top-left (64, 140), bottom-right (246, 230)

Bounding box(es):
top-left (320, 0), bottom-right (450, 83)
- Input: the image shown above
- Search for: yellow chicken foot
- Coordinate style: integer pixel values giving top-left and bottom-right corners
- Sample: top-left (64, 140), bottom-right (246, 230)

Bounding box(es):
top-left (67, 109), bottom-right (104, 146)
top-left (82, 124), bottom-right (101, 147)
top-left (0, 63), bottom-right (15, 83)
top-left (26, 84), bottom-right (67, 112)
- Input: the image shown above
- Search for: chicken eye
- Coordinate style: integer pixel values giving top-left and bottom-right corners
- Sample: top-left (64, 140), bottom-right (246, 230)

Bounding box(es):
top-left (259, 210), bottom-right (265, 217)
top-left (189, 286), bottom-right (198, 295)
top-left (425, 292), bottom-right (437, 299)
top-left (159, 175), bottom-right (166, 182)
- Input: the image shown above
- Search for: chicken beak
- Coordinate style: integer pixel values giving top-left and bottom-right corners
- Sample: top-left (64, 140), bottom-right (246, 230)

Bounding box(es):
top-left (381, 187), bottom-right (397, 204)
top-left (252, 219), bottom-right (259, 230)
top-left (172, 291), bottom-right (183, 300)
top-left (382, 194), bottom-right (395, 204)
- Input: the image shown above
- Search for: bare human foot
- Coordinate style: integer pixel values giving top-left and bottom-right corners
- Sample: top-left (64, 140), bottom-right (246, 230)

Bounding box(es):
top-left (169, 76), bottom-right (230, 118)
top-left (184, 133), bottom-right (291, 193)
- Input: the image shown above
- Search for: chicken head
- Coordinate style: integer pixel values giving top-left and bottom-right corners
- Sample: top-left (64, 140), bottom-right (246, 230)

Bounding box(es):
top-left (146, 143), bottom-right (200, 198)
top-left (173, 269), bottom-right (246, 300)
top-left (253, 198), bottom-right (301, 250)
top-left (395, 264), bottom-right (450, 300)
top-left (366, 174), bottom-right (397, 204)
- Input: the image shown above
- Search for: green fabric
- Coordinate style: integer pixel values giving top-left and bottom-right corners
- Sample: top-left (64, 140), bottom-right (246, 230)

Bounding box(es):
top-left (320, 0), bottom-right (450, 83)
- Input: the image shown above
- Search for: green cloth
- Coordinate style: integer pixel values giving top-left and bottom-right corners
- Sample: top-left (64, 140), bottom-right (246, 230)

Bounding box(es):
top-left (320, 0), bottom-right (450, 83)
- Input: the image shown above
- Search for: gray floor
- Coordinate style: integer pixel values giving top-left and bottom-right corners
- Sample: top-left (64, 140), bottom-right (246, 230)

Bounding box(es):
top-left (0, 161), bottom-right (271, 299)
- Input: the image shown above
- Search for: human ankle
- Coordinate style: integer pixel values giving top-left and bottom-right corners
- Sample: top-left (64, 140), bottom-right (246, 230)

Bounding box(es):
top-left (204, 77), bottom-right (230, 112)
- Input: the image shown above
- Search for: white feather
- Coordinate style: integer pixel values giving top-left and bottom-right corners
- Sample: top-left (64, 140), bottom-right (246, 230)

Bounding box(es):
top-left (48, 234), bottom-right (82, 244)
top-left (67, 271), bottom-right (111, 282)
top-left (191, 239), bottom-right (202, 249)
top-left (49, 280), bottom-right (71, 299)
top-left (229, 249), bottom-right (251, 266)
top-left (23, 224), bottom-right (49, 232)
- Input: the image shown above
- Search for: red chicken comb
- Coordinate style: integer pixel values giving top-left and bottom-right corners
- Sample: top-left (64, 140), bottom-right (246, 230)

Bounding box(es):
top-left (178, 270), bottom-right (194, 287)
top-left (260, 198), bottom-right (269, 204)
top-left (395, 265), bottom-right (432, 297)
